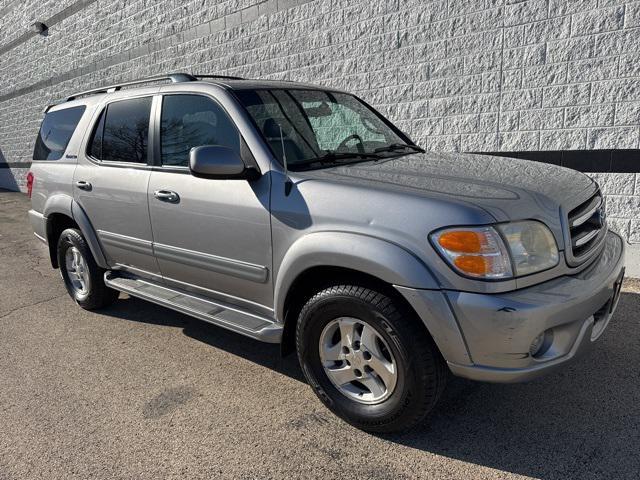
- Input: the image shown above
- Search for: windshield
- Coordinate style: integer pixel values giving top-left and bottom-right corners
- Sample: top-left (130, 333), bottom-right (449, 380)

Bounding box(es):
top-left (235, 89), bottom-right (419, 169)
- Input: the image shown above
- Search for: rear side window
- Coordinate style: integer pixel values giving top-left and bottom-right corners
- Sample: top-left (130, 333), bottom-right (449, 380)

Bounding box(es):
top-left (88, 97), bottom-right (152, 163)
top-left (33, 106), bottom-right (86, 160)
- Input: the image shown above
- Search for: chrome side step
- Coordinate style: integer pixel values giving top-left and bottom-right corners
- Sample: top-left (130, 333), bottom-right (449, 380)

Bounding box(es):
top-left (104, 272), bottom-right (282, 343)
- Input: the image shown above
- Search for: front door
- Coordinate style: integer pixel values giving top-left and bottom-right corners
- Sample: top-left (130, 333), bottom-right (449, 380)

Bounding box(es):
top-left (74, 95), bottom-right (160, 277)
top-left (147, 93), bottom-right (272, 311)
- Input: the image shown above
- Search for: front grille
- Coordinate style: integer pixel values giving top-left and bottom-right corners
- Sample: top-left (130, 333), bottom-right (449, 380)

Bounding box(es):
top-left (567, 192), bottom-right (606, 262)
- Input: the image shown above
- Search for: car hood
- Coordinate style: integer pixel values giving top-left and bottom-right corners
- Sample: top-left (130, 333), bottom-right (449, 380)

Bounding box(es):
top-left (294, 152), bottom-right (597, 225)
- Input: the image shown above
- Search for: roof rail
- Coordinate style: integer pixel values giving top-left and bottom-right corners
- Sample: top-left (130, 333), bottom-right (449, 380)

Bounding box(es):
top-left (65, 72), bottom-right (197, 101)
top-left (193, 74), bottom-right (245, 80)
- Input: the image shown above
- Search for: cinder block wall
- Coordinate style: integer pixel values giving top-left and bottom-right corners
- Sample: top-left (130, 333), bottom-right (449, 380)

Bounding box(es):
top-left (0, 0), bottom-right (638, 242)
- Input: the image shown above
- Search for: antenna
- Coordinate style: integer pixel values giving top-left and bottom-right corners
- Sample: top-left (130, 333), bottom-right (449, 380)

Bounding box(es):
top-left (279, 124), bottom-right (293, 196)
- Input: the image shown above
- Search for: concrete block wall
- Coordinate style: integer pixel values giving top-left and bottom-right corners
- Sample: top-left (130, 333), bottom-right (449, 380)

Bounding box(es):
top-left (0, 0), bottom-right (639, 243)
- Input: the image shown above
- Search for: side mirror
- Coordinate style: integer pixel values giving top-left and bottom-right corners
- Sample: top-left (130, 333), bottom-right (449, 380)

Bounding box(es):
top-left (189, 145), bottom-right (255, 179)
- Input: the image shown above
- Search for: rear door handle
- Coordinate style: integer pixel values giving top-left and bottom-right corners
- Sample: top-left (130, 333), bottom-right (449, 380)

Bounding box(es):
top-left (75, 181), bottom-right (92, 191)
top-left (153, 190), bottom-right (180, 203)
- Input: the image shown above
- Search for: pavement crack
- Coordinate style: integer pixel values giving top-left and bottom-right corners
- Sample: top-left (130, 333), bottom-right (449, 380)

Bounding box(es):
top-left (0, 294), bottom-right (66, 319)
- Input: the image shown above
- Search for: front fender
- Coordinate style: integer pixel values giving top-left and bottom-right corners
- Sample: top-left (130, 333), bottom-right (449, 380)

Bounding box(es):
top-left (274, 231), bottom-right (438, 321)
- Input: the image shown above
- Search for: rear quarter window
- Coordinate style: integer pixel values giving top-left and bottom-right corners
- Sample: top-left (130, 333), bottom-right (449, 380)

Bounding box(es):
top-left (33, 106), bottom-right (86, 160)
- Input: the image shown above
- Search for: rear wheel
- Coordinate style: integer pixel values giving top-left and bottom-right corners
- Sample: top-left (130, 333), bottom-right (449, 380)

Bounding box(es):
top-left (57, 228), bottom-right (119, 310)
top-left (296, 284), bottom-right (447, 433)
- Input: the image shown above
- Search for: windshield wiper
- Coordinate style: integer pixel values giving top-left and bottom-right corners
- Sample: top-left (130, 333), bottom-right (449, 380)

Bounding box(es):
top-left (374, 143), bottom-right (425, 154)
top-left (293, 151), bottom-right (381, 169)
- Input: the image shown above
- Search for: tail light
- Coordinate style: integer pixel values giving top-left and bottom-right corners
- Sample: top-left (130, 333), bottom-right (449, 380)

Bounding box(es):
top-left (26, 171), bottom-right (34, 198)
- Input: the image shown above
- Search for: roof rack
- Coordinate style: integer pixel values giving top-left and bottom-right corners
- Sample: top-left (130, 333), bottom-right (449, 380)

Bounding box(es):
top-left (45, 72), bottom-right (250, 112)
top-left (193, 74), bottom-right (245, 80)
top-left (65, 72), bottom-right (197, 101)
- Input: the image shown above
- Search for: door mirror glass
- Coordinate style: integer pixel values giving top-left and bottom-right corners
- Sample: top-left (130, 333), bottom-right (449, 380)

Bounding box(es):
top-left (189, 145), bottom-right (248, 179)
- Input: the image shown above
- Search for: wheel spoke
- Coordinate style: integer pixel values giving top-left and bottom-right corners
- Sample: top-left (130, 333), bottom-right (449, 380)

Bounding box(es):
top-left (321, 341), bottom-right (343, 362)
top-left (338, 319), bottom-right (357, 348)
top-left (325, 365), bottom-right (357, 386)
top-left (360, 325), bottom-right (382, 356)
top-left (359, 374), bottom-right (386, 398)
top-left (367, 353), bottom-right (396, 389)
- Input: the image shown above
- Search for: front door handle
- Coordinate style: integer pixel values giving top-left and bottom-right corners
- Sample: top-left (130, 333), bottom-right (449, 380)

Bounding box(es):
top-left (153, 190), bottom-right (180, 203)
top-left (75, 180), bottom-right (92, 191)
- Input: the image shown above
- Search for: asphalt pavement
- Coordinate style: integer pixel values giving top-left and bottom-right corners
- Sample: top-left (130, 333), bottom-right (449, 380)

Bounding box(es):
top-left (1, 190), bottom-right (639, 480)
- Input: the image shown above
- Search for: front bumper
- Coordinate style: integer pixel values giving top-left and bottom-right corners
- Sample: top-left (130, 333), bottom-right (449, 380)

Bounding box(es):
top-left (398, 231), bottom-right (625, 383)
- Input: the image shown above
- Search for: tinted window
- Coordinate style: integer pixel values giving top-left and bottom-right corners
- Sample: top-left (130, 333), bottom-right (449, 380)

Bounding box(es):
top-left (33, 106), bottom-right (86, 160)
top-left (92, 97), bottom-right (152, 163)
top-left (161, 94), bottom-right (240, 166)
top-left (89, 110), bottom-right (105, 159)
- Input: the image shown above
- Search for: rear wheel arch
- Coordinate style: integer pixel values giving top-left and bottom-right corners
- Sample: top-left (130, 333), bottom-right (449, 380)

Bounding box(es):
top-left (46, 213), bottom-right (79, 268)
top-left (44, 202), bottom-right (108, 270)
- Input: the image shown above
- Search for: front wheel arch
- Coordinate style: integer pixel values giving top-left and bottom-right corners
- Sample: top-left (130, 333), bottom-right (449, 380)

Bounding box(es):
top-left (280, 266), bottom-right (432, 358)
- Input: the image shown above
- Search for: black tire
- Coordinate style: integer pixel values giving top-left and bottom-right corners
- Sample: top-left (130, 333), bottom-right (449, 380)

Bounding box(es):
top-left (296, 284), bottom-right (448, 433)
top-left (57, 228), bottom-right (119, 310)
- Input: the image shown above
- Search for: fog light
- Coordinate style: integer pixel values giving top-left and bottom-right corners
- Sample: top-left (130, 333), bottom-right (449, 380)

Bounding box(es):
top-left (529, 331), bottom-right (551, 357)
top-left (529, 333), bottom-right (544, 356)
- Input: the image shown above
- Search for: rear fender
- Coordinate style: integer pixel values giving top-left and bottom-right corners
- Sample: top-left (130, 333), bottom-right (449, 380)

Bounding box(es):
top-left (43, 194), bottom-right (109, 269)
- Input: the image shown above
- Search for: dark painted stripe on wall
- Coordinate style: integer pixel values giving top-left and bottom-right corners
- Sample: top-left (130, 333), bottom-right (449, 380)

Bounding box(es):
top-left (0, 0), bottom-right (97, 56)
top-left (479, 150), bottom-right (640, 173)
top-left (3, 150), bottom-right (639, 172)
top-left (0, 0), bottom-right (313, 104)
top-left (0, 162), bottom-right (30, 168)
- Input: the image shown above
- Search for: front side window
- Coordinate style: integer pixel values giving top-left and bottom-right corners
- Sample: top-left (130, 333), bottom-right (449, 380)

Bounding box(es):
top-left (33, 106), bottom-right (86, 160)
top-left (89, 97), bottom-right (152, 163)
top-left (160, 94), bottom-right (241, 167)
top-left (235, 89), bottom-right (416, 169)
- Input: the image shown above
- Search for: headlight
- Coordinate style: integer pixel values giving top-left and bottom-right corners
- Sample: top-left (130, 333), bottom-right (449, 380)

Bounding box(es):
top-left (496, 221), bottom-right (559, 276)
top-left (431, 221), bottom-right (559, 280)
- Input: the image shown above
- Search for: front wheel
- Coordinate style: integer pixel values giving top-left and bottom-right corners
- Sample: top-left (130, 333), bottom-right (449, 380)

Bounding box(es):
top-left (57, 228), bottom-right (119, 310)
top-left (296, 285), bottom-right (448, 433)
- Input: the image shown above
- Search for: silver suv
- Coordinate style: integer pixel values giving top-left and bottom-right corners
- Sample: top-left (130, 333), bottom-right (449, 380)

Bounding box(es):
top-left (28, 73), bottom-right (625, 432)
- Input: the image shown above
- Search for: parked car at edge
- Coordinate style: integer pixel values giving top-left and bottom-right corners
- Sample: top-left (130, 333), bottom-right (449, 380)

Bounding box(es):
top-left (27, 73), bottom-right (625, 432)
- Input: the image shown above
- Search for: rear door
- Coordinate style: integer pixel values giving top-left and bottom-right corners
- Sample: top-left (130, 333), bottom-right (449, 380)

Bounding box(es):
top-left (74, 94), bottom-right (160, 277)
top-left (147, 92), bottom-right (273, 311)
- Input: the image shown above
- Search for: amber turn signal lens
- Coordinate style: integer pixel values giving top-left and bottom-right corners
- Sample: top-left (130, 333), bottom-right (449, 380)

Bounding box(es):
top-left (432, 226), bottom-right (513, 279)
top-left (453, 255), bottom-right (488, 276)
top-left (437, 231), bottom-right (482, 253)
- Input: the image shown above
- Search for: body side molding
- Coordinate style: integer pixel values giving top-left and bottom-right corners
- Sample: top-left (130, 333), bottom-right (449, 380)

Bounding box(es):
top-left (153, 242), bottom-right (269, 283)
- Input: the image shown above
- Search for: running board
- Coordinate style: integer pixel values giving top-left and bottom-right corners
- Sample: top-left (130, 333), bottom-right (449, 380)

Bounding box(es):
top-left (104, 272), bottom-right (282, 343)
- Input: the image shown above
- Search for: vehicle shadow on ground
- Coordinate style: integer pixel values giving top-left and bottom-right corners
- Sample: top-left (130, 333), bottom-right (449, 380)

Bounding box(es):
top-left (385, 289), bottom-right (640, 479)
top-left (0, 148), bottom-right (20, 192)
top-left (98, 295), bottom-right (305, 382)
top-left (98, 290), bottom-right (640, 479)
